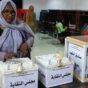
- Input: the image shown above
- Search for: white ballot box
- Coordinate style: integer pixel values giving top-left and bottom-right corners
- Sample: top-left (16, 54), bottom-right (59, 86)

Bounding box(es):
top-left (0, 57), bottom-right (38, 88)
top-left (36, 54), bottom-right (74, 88)
top-left (65, 36), bottom-right (88, 82)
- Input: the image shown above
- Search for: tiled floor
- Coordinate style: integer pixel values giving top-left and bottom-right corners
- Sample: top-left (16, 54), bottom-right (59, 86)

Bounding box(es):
top-left (31, 32), bottom-right (88, 88)
top-left (31, 32), bottom-right (64, 61)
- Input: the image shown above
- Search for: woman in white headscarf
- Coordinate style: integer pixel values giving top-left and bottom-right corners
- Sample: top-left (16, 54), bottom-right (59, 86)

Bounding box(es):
top-left (0, 0), bottom-right (34, 61)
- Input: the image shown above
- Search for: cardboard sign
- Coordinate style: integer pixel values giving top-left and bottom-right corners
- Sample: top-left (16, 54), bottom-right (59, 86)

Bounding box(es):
top-left (3, 70), bottom-right (38, 88)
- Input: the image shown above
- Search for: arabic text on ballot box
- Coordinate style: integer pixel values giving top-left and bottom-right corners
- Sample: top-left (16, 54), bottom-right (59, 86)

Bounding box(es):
top-left (36, 54), bottom-right (74, 88)
top-left (65, 36), bottom-right (88, 82)
top-left (0, 57), bottom-right (38, 88)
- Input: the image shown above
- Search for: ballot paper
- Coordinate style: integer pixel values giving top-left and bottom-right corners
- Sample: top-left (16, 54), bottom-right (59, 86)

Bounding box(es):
top-left (36, 54), bottom-right (71, 68)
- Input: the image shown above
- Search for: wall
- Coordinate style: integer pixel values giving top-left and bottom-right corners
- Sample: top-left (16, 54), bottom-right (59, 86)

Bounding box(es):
top-left (76, 0), bottom-right (88, 10)
top-left (23, 0), bottom-right (88, 20)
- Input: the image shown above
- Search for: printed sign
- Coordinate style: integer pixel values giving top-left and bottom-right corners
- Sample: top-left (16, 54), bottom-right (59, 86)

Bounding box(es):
top-left (3, 70), bottom-right (38, 88)
top-left (67, 43), bottom-right (83, 77)
top-left (46, 65), bottom-right (73, 87)
top-left (39, 64), bottom-right (73, 87)
top-left (68, 43), bottom-right (83, 60)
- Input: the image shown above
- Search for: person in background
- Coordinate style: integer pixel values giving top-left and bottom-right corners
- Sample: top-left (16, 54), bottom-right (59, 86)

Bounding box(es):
top-left (0, 0), bottom-right (34, 61)
top-left (26, 5), bottom-right (37, 33)
top-left (55, 18), bottom-right (70, 43)
top-left (56, 21), bottom-right (67, 34)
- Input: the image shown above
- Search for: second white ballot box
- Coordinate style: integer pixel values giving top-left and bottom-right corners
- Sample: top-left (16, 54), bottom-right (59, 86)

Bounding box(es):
top-left (0, 57), bottom-right (38, 88)
top-left (36, 54), bottom-right (74, 88)
top-left (65, 36), bottom-right (88, 82)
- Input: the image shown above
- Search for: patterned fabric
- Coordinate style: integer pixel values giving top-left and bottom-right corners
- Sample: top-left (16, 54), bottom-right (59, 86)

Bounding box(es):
top-left (0, 0), bottom-right (34, 60)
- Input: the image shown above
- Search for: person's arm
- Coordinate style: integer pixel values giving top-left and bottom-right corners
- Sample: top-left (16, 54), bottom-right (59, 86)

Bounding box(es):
top-left (0, 27), bottom-right (6, 61)
top-left (20, 33), bottom-right (34, 54)
top-left (26, 35), bottom-right (34, 47)
top-left (0, 51), bottom-right (16, 61)
top-left (24, 23), bottom-right (34, 47)
top-left (0, 52), bottom-right (6, 61)
top-left (19, 23), bottom-right (34, 54)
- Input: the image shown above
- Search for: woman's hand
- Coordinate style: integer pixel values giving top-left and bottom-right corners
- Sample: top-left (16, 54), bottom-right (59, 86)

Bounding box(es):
top-left (4, 52), bottom-right (16, 60)
top-left (0, 25), bottom-right (6, 30)
top-left (20, 43), bottom-right (28, 54)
